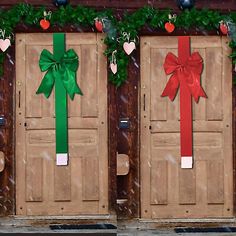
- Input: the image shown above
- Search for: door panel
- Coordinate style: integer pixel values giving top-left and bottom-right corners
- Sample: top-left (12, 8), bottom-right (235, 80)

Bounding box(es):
top-left (140, 36), bottom-right (233, 218)
top-left (16, 33), bottom-right (108, 216)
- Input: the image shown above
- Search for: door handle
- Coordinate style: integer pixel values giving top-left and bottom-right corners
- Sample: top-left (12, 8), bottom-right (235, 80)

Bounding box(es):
top-left (143, 94), bottom-right (146, 111)
top-left (18, 90), bottom-right (21, 108)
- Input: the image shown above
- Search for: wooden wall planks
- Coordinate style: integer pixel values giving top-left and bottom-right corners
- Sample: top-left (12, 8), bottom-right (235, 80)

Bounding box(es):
top-left (0, 46), bottom-right (15, 216)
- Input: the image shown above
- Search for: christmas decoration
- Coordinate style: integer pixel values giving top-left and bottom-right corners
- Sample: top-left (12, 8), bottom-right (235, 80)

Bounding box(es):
top-left (0, 39), bottom-right (11, 52)
top-left (123, 42), bottom-right (136, 55)
top-left (53, 0), bottom-right (68, 7)
top-left (110, 50), bottom-right (117, 74)
top-left (177, 0), bottom-right (195, 10)
top-left (40, 11), bottom-right (51, 30)
top-left (122, 33), bottom-right (136, 55)
top-left (161, 36), bottom-right (207, 168)
top-left (102, 18), bottom-right (111, 33)
top-left (219, 21), bottom-right (228, 35)
top-left (40, 19), bottom-right (50, 30)
top-left (0, 30), bottom-right (11, 52)
top-left (0, 3), bottom-right (236, 86)
top-left (103, 18), bottom-right (117, 39)
top-left (95, 18), bottom-right (103, 32)
top-left (110, 63), bottom-right (117, 74)
top-left (36, 33), bottom-right (83, 165)
top-left (165, 14), bottom-right (176, 33)
top-left (165, 22), bottom-right (175, 33)
top-left (227, 21), bottom-right (236, 43)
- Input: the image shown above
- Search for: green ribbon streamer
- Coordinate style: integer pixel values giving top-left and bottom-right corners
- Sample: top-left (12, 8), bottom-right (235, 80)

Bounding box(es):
top-left (37, 33), bottom-right (83, 155)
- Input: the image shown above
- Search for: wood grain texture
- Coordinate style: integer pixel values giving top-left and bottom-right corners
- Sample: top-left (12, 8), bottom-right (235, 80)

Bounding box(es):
top-left (81, 44), bottom-right (98, 118)
top-left (0, 0), bottom-right (235, 220)
top-left (82, 157), bottom-right (99, 201)
top-left (26, 158), bottom-right (43, 202)
top-left (0, 45), bottom-right (14, 216)
top-left (15, 33), bottom-right (108, 216)
top-left (179, 169), bottom-right (196, 205)
top-left (206, 47), bottom-right (223, 121)
top-left (54, 166), bottom-right (71, 202)
top-left (207, 161), bottom-right (224, 204)
top-left (233, 86), bottom-right (236, 216)
top-left (140, 36), bottom-right (233, 219)
top-left (116, 46), bottom-right (140, 219)
top-left (150, 48), bottom-right (168, 121)
top-left (150, 160), bottom-right (168, 205)
top-left (108, 82), bottom-right (118, 216)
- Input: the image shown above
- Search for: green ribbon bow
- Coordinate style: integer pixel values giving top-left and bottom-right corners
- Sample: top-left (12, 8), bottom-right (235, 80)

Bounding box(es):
top-left (37, 48), bottom-right (83, 100)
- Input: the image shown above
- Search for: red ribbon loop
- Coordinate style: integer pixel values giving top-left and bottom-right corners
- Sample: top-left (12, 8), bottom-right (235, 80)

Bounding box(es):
top-left (161, 52), bottom-right (207, 103)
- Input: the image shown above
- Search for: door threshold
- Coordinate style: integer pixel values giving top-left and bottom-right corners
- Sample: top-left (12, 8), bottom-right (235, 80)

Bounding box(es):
top-left (139, 218), bottom-right (236, 223)
top-left (0, 215), bottom-right (117, 228)
top-left (14, 215), bottom-right (115, 220)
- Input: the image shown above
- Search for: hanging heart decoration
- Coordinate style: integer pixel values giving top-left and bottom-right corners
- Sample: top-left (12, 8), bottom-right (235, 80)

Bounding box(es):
top-left (0, 38), bottom-right (11, 52)
top-left (123, 42), bottom-right (136, 55)
top-left (110, 50), bottom-right (117, 74)
top-left (110, 62), bottom-right (117, 74)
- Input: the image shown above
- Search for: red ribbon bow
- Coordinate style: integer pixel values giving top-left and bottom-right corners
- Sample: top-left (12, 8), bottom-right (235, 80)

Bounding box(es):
top-left (161, 52), bottom-right (207, 103)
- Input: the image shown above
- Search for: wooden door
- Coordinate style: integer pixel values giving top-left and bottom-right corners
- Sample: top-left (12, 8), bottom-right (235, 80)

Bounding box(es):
top-left (140, 36), bottom-right (233, 219)
top-left (15, 33), bottom-right (108, 216)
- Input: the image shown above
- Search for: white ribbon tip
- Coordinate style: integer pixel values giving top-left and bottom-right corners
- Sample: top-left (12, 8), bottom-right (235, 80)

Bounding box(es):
top-left (181, 156), bottom-right (193, 169)
top-left (56, 153), bottom-right (68, 166)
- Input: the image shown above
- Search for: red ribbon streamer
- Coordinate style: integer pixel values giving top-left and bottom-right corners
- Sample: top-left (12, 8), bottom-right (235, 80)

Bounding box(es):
top-left (161, 36), bottom-right (207, 159)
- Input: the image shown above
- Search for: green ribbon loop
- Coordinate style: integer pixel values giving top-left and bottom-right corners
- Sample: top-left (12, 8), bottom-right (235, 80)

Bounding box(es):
top-left (37, 48), bottom-right (83, 100)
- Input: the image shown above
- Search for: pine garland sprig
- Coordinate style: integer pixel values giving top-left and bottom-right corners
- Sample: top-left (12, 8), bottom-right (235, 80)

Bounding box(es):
top-left (0, 3), bottom-right (236, 86)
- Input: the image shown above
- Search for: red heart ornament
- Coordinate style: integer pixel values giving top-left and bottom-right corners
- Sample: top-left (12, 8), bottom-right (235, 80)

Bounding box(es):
top-left (40, 19), bottom-right (50, 30)
top-left (0, 39), bottom-right (11, 52)
top-left (95, 20), bottom-right (103, 32)
top-left (165, 22), bottom-right (175, 33)
top-left (220, 23), bottom-right (228, 35)
top-left (110, 63), bottom-right (117, 74)
top-left (123, 42), bottom-right (136, 55)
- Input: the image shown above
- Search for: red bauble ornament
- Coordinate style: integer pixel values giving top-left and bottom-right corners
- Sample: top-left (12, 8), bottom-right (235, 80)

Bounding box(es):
top-left (95, 19), bottom-right (103, 32)
top-left (220, 22), bottom-right (228, 35)
top-left (165, 22), bottom-right (175, 33)
top-left (40, 19), bottom-right (50, 30)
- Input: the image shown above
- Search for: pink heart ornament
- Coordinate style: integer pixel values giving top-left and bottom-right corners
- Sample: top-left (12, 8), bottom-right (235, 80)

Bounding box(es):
top-left (0, 39), bottom-right (11, 52)
top-left (123, 42), bottom-right (136, 55)
top-left (110, 63), bottom-right (117, 74)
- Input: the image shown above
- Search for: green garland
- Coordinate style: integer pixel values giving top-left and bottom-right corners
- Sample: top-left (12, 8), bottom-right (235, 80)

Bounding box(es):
top-left (0, 3), bottom-right (236, 86)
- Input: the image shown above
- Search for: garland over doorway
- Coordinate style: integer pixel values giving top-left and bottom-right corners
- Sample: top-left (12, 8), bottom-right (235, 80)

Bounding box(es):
top-left (0, 3), bottom-right (236, 86)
